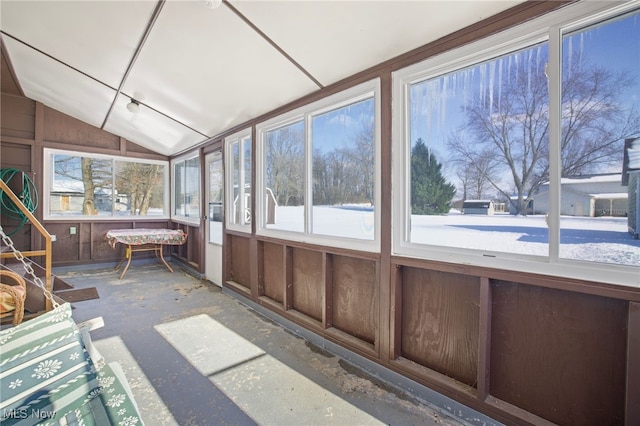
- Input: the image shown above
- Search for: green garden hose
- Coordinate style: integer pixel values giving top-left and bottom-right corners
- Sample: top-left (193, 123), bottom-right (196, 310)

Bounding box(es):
top-left (0, 168), bottom-right (38, 236)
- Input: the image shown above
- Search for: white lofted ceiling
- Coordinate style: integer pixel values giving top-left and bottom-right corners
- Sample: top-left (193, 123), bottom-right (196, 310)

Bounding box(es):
top-left (0, 0), bottom-right (523, 157)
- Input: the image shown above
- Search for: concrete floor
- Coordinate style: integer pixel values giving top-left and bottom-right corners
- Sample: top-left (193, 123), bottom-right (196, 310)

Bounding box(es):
top-left (53, 261), bottom-right (499, 426)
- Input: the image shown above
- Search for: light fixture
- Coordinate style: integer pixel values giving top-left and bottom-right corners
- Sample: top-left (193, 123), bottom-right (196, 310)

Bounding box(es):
top-left (201, 0), bottom-right (222, 9)
top-left (126, 99), bottom-right (140, 114)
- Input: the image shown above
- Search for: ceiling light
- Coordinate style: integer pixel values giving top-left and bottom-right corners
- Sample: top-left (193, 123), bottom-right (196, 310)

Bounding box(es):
top-left (201, 0), bottom-right (222, 9)
top-left (127, 99), bottom-right (140, 114)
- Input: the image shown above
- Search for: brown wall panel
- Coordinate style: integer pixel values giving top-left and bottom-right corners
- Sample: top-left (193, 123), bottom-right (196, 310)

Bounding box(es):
top-left (401, 267), bottom-right (480, 387)
top-left (292, 247), bottom-right (323, 321)
top-left (1, 51), bottom-right (22, 96)
top-left (47, 223), bottom-right (80, 263)
top-left (229, 235), bottom-right (250, 289)
top-left (0, 141), bottom-right (33, 251)
top-left (43, 107), bottom-right (120, 150)
top-left (79, 223), bottom-right (91, 261)
top-left (92, 222), bottom-right (129, 262)
top-left (490, 281), bottom-right (627, 425)
top-left (1, 95), bottom-right (35, 139)
top-left (1, 141), bottom-right (31, 168)
top-left (262, 242), bottom-right (284, 303)
top-left (332, 255), bottom-right (377, 344)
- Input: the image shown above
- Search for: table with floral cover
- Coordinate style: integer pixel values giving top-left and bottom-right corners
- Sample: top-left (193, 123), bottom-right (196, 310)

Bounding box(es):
top-left (105, 229), bottom-right (187, 278)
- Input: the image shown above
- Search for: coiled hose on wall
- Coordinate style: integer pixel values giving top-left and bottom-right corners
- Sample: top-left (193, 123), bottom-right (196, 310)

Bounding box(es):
top-left (0, 168), bottom-right (38, 236)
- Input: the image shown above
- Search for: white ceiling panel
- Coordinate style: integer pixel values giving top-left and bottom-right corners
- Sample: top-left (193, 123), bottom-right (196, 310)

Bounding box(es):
top-left (122, 0), bottom-right (319, 138)
top-left (3, 37), bottom-right (115, 129)
top-left (0, 0), bottom-right (156, 88)
top-left (0, 0), bottom-right (529, 157)
top-left (104, 94), bottom-right (206, 156)
top-left (233, 1), bottom-right (523, 86)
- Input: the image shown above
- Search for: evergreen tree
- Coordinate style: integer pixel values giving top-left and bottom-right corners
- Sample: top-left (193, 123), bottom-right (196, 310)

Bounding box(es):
top-left (411, 139), bottom-right (456, 215)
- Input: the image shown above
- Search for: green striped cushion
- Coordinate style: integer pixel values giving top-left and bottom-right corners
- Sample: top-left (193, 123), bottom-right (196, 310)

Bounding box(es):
top-left (0, 304), bottom-right (101, 425)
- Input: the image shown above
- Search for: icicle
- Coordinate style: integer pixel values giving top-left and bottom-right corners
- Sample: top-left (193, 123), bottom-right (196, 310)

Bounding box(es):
top-left (497, 56), bottom-right (503, 112)
top-left (489, 59), bottom-right (495, 119)
top-left (479, 63), bottom-right (486, 109)
top-left (441, 75), bottom-right (448, 135)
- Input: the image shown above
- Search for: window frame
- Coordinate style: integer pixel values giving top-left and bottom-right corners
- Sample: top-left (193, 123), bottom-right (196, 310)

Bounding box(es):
top-left (391, 1), bottom-right (640, 286)
top-left (43, 148), bottom-right (169, 221)
top-left (256, 79), bottom-right (381, 252)
top-left (171, 152), bottom-right (201, 225)
top-left (225, 128), bottom-right (252, 233)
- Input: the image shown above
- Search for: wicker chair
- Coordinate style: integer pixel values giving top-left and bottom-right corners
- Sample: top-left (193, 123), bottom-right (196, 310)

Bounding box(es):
top-left (0, 269), bottom-right (27, 325)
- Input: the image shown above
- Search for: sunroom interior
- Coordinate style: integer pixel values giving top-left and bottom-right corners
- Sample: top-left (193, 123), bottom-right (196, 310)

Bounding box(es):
top-left (1, 1), bottom-right (639, 425)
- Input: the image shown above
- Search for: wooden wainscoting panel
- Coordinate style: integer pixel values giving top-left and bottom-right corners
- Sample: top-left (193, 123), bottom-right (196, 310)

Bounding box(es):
top-left (46, 223), bottom-right (80, 262)
top-left (401, 267), bottom-right (480, 387)
top-left (229, 235), bottom-right (250, 289)
top-left (291, 247), bottom-right (323, 322)
top-left (490, 280), bottom-right (627, 425)
top-left (332, 255), bottom-right (377, 344)
top-left (92, 222), bottom-right (129, 262)
top-left (262, 242), bottom-right (284, 303)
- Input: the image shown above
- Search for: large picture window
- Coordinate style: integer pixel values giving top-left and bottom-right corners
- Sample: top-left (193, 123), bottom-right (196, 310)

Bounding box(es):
top-left (44, 149), bottom-right (168, 219)
top-left (393, 2), bottom-right (639, 284)
top-left (257, 80), bottom-right (380, 251)
top-left (172, 154), bottom-right (200, 223)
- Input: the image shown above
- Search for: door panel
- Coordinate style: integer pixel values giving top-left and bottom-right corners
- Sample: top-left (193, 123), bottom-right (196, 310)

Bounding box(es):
top-left (205, 151), bottom-right (223, 286)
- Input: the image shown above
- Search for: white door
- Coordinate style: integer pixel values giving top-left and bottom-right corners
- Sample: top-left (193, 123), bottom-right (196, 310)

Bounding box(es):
top-left (205, 151), bottom-right (223, 286)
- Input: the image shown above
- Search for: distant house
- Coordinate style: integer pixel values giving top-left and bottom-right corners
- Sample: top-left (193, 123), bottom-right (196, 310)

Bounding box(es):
top-left (622, 137), bottom-right (640, 239)
top-left (50, 180), bottom-right (127, 214)
top-left (462, 200), bottom-right (495, 215)
top-left (531, 173), bottom-right (628, 217)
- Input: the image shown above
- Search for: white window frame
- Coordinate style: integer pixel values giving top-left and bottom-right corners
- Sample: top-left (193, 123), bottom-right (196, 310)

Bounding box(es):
top-left (392, 1), bottom-right (640, 286)
top-left (256, 79), bottom-right (381, 252)
top-left (225, 129), bottom-right (252, 233)
top-left (43, 148), bottom-right (169, 221)
top-left (171, 152), bottom-right (201, 226)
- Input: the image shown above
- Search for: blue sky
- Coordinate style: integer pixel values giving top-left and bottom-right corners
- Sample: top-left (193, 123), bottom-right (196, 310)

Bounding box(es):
top-left (410, 9), bottom-right (640, 166)
top-left (311, 97), bottom-right (374, 154)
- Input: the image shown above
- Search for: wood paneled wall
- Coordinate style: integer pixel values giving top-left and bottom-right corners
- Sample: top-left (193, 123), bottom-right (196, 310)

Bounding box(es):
top-left (0, 93), bottom-right (201, 271)
top-left (227, 242), bottom-right (638, 425)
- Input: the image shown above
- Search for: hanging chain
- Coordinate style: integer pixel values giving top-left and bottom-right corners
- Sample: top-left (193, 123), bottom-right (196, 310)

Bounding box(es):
top-left (0, 224), bottom-right (59, 308)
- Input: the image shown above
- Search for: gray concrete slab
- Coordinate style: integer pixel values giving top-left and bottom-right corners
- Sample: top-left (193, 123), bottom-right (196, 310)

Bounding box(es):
top-left (54, 262), bottom-right (495, 426)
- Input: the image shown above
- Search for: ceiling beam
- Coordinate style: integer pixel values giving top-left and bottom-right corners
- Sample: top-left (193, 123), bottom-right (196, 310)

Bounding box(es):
top-left (224, 0), bottom-right (324, 90)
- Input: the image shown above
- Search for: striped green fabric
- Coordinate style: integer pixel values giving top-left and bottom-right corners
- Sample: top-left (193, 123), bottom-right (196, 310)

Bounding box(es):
top-left (1, 304), bottom-right (144, 425)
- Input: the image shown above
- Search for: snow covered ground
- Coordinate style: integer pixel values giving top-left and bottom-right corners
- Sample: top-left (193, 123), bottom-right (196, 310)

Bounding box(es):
top-left (267, 205), bottom-right (640, 266)
top-left (410, 210), bottom-right (640, 266)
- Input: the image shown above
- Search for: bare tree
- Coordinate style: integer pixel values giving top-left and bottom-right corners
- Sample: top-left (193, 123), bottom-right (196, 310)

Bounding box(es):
top-left (115, 163), bottom-right (163, 215)
top-left (265, 124), bottom-right (304, 206)
top-left (312, 120), bottom-right (375, 206)
top-left (448, 50), bottom-right (639, 215)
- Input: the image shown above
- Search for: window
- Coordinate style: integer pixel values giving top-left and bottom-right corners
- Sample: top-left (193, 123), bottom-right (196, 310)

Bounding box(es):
top-left (406, 42), bottom-right (550, 257)
top-left (172, 154), bottom-right (200, 223)
top-left (208, 152), bottom-right (223, 245)
top-left (558, 11), bottom-right (640, 266)
top-left (393, 2), bottom-right (639, 285)
top-left (257, 80), bottom-right (380, 251)
top-left (44, 149), bottom-right (168, 219)
top-left (264, 120), bottom-right (305, 233)
top-left (225, 130), bottom-right (252, 232)
top-left (312, 98), bottom-right (375, 239)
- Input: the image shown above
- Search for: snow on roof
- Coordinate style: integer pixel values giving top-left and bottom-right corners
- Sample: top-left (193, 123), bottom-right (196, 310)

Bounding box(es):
top-left (559, 173), bottom-right (621, 184)
top-left (51, 180), bottom-right (84, 193)
top-left (590, 192), bottom-right (627, 200)
top-left (51, 180), bottom-right (112, 194)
